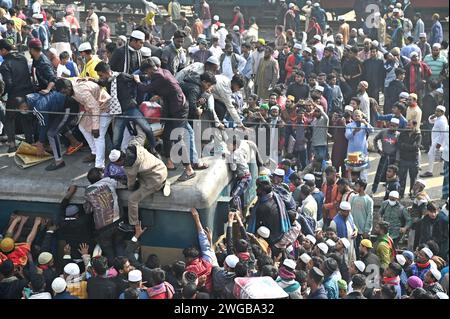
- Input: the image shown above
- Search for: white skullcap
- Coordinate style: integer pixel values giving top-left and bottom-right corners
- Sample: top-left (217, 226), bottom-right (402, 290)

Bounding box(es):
top-left (270, 105), bottom-right (280, 111)
top-left (421, 247), bottom-right (433, 259)
top-left (372, 40), bottom-right (379, 47)
top-left (396, 2), bottom-right (402, 7)
top-left (344, 105), bottom-right (354, 112)
top-left (339, 238), bottom-right (350, 249)
top-left (326, 239), bottom-right (336, 247)
top-left (389, 191), bottom-right (400, 199)
top-left (338, 16), bottom-right (344, 21)
top-left (118, 35), bottom-right (127, 42)
top-left (273, 168), bottom-right (285, 177)
top-left (233, 25), bottom-right (240, 31)
top-left (141, 47), bottom-right (152, 57)
top-left (393, 8), bottom-right (400, 13)
top-left (38, 252), bottom-right (53, 265)
top-left (32, 13), bottom-right (43, 19)
top-left (257, 226), bottom-right (270, 239)
top-left (289, 3), bottom-right (295, 8)
top-left (436, 88), bottom-right (444, 94)
top-left (220, 23), bottom-right (225, 28)
top-left (313, 2), bottom-right (320, 7)
top-left (354, 260), bottom-right (366, 273)
top-left (399, 92), bottom-right (410, 99)
top-left (51, 277), bottom-right (67, 294)
top-left (99, 16), bottom-right (106, 22)
top-left (436, 292), bottom-right (449, 299)
top-left (415, 179), bottom-right (427, 188)
top-left (410, 51), bottom-right (419, 58)
top-left (395, 254), bottom-right (406, 267)
top-left (433, 43), bottom-right (442, 49)
top-left (419, 32), bottom-right (427, 38)
top-left (300, 253), bottom-right (312, 264)
top-left (225, 255), bottom-right (239, 268)
top-left (374, 12), bottom-right (381, 17)
top-left (283, 258), bottom-right (297, 270)
top-left (339, 201), bottom-right (351, 211)
top-left (206, 56), bottom-right (220, 66)
top-left (436, 105), bottom-right (446, 113)
top-left (351, 28), bottom-right (357, 32)
top-left (306, 234), bottom-right (317, 245)
top-left (317, 242), bottom-right (329, 254)
top-left (303, 47), bottom-right (312, 54)
top-left (286, 245), bottom-right (294, 254)
top-left (390, 118), bottom-right (400, 125)
top-left (313, 35), bottom-right (321, 41)
top-left (213, 15), bottom-right (219, 21)
top-left (314, 85), bottom-right (324, 93)
top-left (430, 268), bottom-right (442, 281)
top-left (294, 43), bottom-right (303, 50)
top-left (306, 0), bottom-right (312, 4)
top-left (131, 30), bottom-right (145, 41)
top-left (109, 149), bottom-right (121, 163)
top-left (303, 173), bottom-right (315, 182)
top-left (78, 42), bottom-right (92, 52)
top-left (128, 269), bottom-right (142, 282)
top-left (64, 263), bottom-right (80, 276)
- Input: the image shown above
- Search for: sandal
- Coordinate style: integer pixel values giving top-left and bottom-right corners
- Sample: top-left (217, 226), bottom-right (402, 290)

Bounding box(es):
top-left (45, 161), bottom-right (66, 171)
top-left (192, 163), bottom-right (209, 170)
top-left (66, 143), bottom-right (84, 155)
top-left (177, 171), bottom-right (196, 182)
top-left (167, 166), bottom-right (177, 171)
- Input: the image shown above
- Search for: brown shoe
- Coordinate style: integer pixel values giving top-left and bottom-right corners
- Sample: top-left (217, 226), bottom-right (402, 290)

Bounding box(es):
top-left (83, 154), bottom-right (96, 163)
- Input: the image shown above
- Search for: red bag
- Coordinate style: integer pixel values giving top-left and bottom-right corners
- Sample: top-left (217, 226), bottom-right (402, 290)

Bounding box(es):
top-left (139, 102), bottom-right (161, 124)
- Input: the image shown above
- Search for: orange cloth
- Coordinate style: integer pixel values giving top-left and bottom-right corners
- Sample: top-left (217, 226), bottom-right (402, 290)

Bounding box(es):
top-left (321, 183), bottom-right (341, 221)
top-left (6, 243), bottom-right (31, 266)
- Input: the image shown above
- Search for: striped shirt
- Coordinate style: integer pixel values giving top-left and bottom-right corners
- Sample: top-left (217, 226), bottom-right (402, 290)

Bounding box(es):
top-left (423, 54), bottom-right (448, 81)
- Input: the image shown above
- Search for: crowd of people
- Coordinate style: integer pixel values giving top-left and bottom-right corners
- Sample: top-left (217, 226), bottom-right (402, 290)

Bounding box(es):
top-left (0, 0), bottom-right (448, 300)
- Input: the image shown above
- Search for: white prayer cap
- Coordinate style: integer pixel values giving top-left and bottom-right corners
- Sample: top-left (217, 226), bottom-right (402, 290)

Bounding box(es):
top-left (313, 35), bottom-right (321, 41)
top-left (151, 57), bottom-right (161, 67)
top-left (220, 23), bottom-right (225, 28)
top-left (131, 30), bottom-right (145, 41)
top-left (344, 105), bottom-right (354, 112)
top-left (289, 3), bottom-right (295, 8)
top-left (415, 179), bottom-right (427, 188)
top-left (286, 245), bottom-right (294, 254)
top-left (118, 35), bottom-right (127, 43)
top-left (225, 255), bottom-right (239, 268)
top-left (339, 238), bottom-right (350, 249)
top-left (233, 25), bottom-right (240, 31)
top-left (270, 105), bottom-right (280, 112)
top-left (419, 33), bottom-right (427, 38)
top-left (436, 105), bottom-right (446, 113)
top-left (306, 234), bottom-right (317, 245)
top-left (294, 43), bottom-right (303, 50)
top-left (399, 92), bottom-right (410, 99)
top-left (389, 191), bottom-right (400, 199)
top-left (354, 260), bottom-right (366, 273)
top-left (300, 253), bottom-right (312, 264)
top-left (99, 16), bottom-right (106, 22)
top-left (339, 201), bottom-right (351, 211)
top-left (303, 174), bottom-right (315, 182)
top-left (314, 85), bottom-right (324, 93)
top-left (374, 12), bottom-right (381, 17)
top-left (303, 47), bottom-right (312, 54)
top-left (390, 118), bottom-right (400, 125)
top-left (395, 254), bottom-right (406, 267)
top-left (358, 28), bottom-right (365, 36)
top-left (396, 2), bottom-right (402, 8)
top-left (32, 13), bottom-right (43, 19)
top-left (198, 34), bottom-right (207, 40)
top-left (410, 51), bottom-right (419, 58)
top-left (141, 47), bottom-right (152, 57)
top-left (306, 0), bottom-right (312, 5)
top-left (283, 258), bottom-right (297, 270)
top-left (64, 263), bottom-right (80, 276)
top-left (273, 168), bottom-right (285, 177)
top-left (436, 292), bottom-right (449, 299)
top-left (436, 88), bottom-right (444, 94)
top-left (372, 40), bottom-right (379, 47)
top-left (257, 226), bottom-right (270, 239)
top-left (421, 247), bottom-right (434, 259)
top-left (326, 239), bottom-right (336, 248)
top-left (109, 150), bottom-right (121, 163)
top-left (317, 242), bottom-right (329, 254)
top-left (351, 28), bottom-right (357, 32)
top-left (128, 270), bottom-right (142, 282)
top-left (206, 56), bottom-right (220, 66)
top-left (338, 16), bottom-right (345, 21)
top-left (430, 268), bottom-right (442, 281)
top-left (78, 42), bottom-right (92, 52)
top-left (51, 278), bottom-right (67, 294)
top-left (213, 15), bottom-right (219, 21)
top-left (313, 2), bottom-right (320, 7)
top-left (393, 8), bottom-right (400, 13)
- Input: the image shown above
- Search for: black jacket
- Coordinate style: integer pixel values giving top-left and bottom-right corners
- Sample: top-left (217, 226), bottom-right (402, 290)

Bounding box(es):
top-left (414, 215), bottom-right (448, 250)
top-left (87, 276), bottom-right (117, 299)
top-left (385, 79), bottom-right (407, 111)
top-left (180, 73), bottom-right (207, 120)
top-left (103, 73), bottom-right (138, 112)
top-left (0, 277), bottom-right (28, 299)
top-left (362, 58), bottom-right (385, 92)
top-left (286, 82), bottom-right (310, 102)
top-left (32, 54), bottom-right (56, 91)
top-left (110, 46), bottom-right (142, 74)
top-left (361, 252), bottom-right (381, 275)
top-left (0, 52), bottom-right (34, 100)
top-left (52, 22), bottom-right (70, 43)
top-left (318, 56), bottom-right (342, 75)
top-left (397, 130), bottom-right (422, 162)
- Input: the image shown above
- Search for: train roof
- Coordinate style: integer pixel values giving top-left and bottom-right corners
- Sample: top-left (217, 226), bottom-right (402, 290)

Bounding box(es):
top-left (0, 147), bottom-right (231, 212)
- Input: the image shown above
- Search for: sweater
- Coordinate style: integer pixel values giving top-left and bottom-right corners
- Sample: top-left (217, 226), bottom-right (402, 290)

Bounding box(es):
top-left (350, 194), bottom-right (374, 234)
top-left (373, 129), bottom-right (400, 156)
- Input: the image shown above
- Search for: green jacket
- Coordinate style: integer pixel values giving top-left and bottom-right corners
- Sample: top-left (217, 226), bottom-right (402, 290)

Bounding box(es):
top-left (379, 201), bottom-right (412, 240)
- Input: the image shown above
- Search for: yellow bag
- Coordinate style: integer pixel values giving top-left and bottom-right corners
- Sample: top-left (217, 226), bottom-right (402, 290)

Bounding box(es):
top-left (14, 142), bottom-right (53, 169)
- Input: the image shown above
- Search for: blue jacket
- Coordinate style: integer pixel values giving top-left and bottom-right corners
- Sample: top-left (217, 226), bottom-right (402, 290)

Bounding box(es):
top-left (375, 113), bottom-right (407, 129)
top-left (323, 276), bottom-right (339, 299)
top-left (27, 91), bottom-right (67, 143)
top-left (430, 21), bottom-right (443, 46)
top-left (308, 285), bottom-right (328, 299)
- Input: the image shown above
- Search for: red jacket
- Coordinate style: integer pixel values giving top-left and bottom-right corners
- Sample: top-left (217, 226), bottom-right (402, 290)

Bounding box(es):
top-left (186, 257), bottom-right (213, 293)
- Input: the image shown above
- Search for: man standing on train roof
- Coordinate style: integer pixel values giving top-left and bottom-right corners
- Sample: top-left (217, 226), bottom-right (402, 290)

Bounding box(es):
top-left (110, 30), bottom-right (145, 74)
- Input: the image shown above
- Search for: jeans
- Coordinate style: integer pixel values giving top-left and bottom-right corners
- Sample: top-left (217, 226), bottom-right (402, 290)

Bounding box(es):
top-left (443, 161), bottom-right (449, 200)
top-left (372, 154), bottom-right (396, 193)
top-left (78, 113), bottom-right (113, 168)
top-left (96, 226), bottom-right (125, 266)
top-left (112, 108), bottom-right (156, 150)
top-left (398, 159), bottom-right (419, 197)
top-left (295, 149), bottom-right (308, 170)
top-left (163, 119), bottom-right (198, 165)
top-left (313, 145), bottom-right (327, 160)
